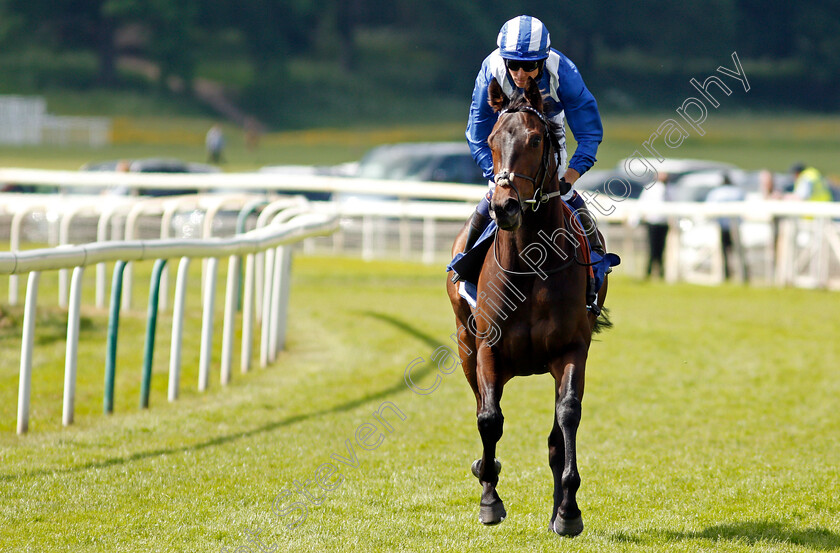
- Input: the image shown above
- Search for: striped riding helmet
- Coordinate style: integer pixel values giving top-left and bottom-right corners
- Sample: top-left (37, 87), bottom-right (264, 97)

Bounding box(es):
top-left (496, 15), bottom-right (551, 61)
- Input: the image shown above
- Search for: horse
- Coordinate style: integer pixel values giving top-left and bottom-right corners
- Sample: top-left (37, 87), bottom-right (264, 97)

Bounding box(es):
top-left (446, 76), bottom-right (610, 537)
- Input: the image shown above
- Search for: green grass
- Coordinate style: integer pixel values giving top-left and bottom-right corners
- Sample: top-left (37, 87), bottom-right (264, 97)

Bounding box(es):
top-left (1, 255), bottom-right (838, 552)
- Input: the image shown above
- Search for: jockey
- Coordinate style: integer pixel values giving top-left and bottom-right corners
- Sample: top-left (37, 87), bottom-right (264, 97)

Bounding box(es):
top-left (464, 15), bottom-right (605, 255)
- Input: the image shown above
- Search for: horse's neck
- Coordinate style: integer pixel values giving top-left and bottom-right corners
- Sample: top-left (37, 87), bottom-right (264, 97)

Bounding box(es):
top-left (498, 201), bottom-right (567, 269)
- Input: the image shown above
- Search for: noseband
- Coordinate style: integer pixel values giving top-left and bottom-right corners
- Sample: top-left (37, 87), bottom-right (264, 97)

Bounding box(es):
top-left (494, 106), bottom-right (565, 212)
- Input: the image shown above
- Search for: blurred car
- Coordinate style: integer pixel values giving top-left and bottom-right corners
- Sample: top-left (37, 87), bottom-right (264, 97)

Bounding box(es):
top-left (574, 169), bottom-right (647, 200)
top-left (257, 164), bottom-right (350, 201)
top-left (577, 158), bottom-right (739, 202)
top-left (334, 142), bottom-right (485, 204)
top-left (75, 157), bottom-right (220, 196)
top-left (673, 169), bottom-right (799, 202)
top-left (81, 158), bottom-right (220, 174)
top-left (353, 142), bottom-right (485, 185)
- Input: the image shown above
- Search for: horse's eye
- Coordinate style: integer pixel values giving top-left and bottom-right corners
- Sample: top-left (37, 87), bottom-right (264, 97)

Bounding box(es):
top-left (530, 135), bottom-right (542, 148)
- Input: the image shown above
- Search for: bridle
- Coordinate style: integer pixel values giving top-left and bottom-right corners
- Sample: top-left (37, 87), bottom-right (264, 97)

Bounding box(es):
top-left (491, 105), bottom-right (592, 276)
top-left (493, 105), bottom-right (566, 213)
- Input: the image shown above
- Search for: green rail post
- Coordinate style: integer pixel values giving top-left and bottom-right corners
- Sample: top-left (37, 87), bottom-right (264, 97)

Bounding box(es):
top-left (104, 261), bottom-right (127, 415)
top-left (140, 259), bottom-right (167, 409)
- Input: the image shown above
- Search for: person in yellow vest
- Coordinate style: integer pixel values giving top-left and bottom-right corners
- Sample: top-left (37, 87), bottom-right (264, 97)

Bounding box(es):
top-left (789, 163), bottom-right (832, 202)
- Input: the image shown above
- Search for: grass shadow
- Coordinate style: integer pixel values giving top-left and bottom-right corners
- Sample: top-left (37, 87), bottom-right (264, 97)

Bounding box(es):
top-left (609, 521), bottom-right (840, 551)
top-left (355, 310), bottom-right (450, 351)
top-left (1, 311), bottom-right (449, 480)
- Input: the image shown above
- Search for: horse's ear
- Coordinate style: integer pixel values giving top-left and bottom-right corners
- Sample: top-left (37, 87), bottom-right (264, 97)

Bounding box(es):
top-left (524, 77), bottom-right (543, 112)
top-left (488, 78), bottom-right (508, 112)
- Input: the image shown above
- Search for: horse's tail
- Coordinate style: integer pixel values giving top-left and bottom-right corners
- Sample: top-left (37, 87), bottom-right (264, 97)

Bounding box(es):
top-left (592, 306), bottom-right (613, 334)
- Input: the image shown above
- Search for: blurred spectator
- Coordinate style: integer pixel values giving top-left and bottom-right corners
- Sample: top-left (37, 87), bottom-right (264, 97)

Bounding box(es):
top-left (107, 159), bottom-right (133, 196)
top-left (244, 117), bottom-right (261, 151)
top-left (706, 174), bottom-right (747, 281)
top-left (637, 171), bottom-right (672, 279)
top-left (787, 162), bottom-right (831, 202)
top-left (758, 169), bottom-right (782, 253)
top-left (759, 169), bottom-right (780, 200)
top-left (206, 124), bottom-right (225, 164)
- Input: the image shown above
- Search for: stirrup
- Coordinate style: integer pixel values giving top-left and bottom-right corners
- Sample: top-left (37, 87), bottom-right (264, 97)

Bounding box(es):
top-left (586, 277), bottom-right (600, 316)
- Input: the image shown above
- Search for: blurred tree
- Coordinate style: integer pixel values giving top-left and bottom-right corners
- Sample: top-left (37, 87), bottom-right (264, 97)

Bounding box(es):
top-left (793, 0), bottom-right (840, 108)
top-left (2, 0), bottom-right (120, 84)
top-left (143, 0), bottom-right (200, 90)
top-left (734, 0), bottom-right (796, 58)
top-left (0, 0), bottom-right (837, 116)
top-left (0, 0), bottom-right (25, 46)
top-left (550, 0), bottom-right (602, 74)
top-left (597, 0), bottom-right (737, 59)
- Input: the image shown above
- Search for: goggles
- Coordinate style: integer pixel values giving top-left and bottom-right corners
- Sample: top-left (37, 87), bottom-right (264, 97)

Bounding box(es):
top-left (505, 59), bottom-right (541, 72)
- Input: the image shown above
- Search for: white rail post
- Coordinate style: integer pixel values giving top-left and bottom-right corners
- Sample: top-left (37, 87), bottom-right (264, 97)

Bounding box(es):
top-left (399, 199), bottom-right (411, 259)
top-left (362, 215), bottom-right (374, 260)
top-left (220, 255), bottom-right (239, 385)
top-left (63, 266), bottom-right (85, 426)
top-left (168, 257), bottom-right (191, 401)
top-left (9, 205), bottom-right (42, 306)
top-left (268, 246), bottom-right (290, 362)
top-left (241, 253), bottom-right (256, 374)
top-left (58, 206), bottom-right (91, 308)
top-left (198, 257), bottom-right (219, 391)
top-left (260, 248), bottom-right (275, 367)
top-left (664, 217), bottom-right (681, 283)
top-left (816, 218), bottom-right (829, 288)
top-left (96, 206), bottom-right (122, 309)
top-left (272, 246), bottom-right (293, 356)
top-left (17, 271), bottom-right (41, 435)
top-left (159, 200), bottom-right (183, 311)
top-left (422, 216), bottom-right (436, 264)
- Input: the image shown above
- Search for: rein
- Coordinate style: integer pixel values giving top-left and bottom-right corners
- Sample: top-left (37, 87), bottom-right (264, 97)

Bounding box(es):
top-left (492, 226), bottom-right (579, 277)
top-left (492, 105), bottom-right (592, 277)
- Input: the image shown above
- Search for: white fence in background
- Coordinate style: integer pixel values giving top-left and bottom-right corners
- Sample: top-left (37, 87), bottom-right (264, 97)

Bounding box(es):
top-left (0, 96), bottom-right (111, 147)
top-left (1, 167), bottom-right (839, 290)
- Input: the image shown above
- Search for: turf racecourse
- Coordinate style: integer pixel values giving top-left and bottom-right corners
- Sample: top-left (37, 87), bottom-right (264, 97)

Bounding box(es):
top-left (1, 256), bottom-right (838, 552)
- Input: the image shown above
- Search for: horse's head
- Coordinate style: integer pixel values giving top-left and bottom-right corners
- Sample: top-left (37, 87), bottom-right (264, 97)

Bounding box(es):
top-left (487, 77), bottom-right (552, 231)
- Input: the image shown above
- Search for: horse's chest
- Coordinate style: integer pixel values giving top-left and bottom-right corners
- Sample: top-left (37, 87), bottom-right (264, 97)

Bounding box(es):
top-left (486, 285), bottom-right (577, 358)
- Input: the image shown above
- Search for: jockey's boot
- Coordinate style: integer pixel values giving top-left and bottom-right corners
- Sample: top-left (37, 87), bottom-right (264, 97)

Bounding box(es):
top-left (450, 209), bottom-right (490, 284)
top-left (569, 194), bottom-right (605, 316)
top-left (568, 193), bottom-right (605, 257)
top-left (463, 209), bottom-right (489, 253)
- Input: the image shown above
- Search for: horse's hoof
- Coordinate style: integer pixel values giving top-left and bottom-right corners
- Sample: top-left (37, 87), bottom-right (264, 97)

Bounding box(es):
top-left (471, 458), bottom-right (502, 479)
top-left (479, 501), bottom-right (506, 525)
top-left (552, 514), bottom-right (584, 537)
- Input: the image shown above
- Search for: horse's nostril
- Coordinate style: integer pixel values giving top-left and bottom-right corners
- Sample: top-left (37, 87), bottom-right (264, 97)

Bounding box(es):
top-left (504, 199), bottom-right (520, 215)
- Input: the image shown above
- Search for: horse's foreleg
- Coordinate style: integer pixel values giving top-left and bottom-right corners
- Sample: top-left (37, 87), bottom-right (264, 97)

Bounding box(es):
top-left (547, 397), bottom-right (564, 529)
top-left (473, 364), bottom-right (506, 525)
top-left (551, 359), bottom-right (585, 536)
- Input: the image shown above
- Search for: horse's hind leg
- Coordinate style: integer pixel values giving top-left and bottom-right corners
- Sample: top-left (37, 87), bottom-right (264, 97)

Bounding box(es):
top-left (549, 359), bottom-right (585, 536)
top-left (473, 371), bottom-right (506, 525)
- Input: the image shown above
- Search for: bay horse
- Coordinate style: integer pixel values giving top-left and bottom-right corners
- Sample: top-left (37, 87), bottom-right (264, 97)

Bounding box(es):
top-left (446, 76), bottom-right (610, 537)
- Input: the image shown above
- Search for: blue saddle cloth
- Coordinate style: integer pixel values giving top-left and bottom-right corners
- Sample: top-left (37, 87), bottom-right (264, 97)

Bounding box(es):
top-left (590, 251), bottom-right (621, 295)
top-left (447, 219), bottom-right (620, 308)
top-left (446, 220), bottom-right (498, 286)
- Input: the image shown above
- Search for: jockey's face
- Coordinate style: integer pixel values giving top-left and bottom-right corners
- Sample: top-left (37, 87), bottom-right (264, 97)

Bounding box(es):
top-left (506, 59), bottom-right (541, 89)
